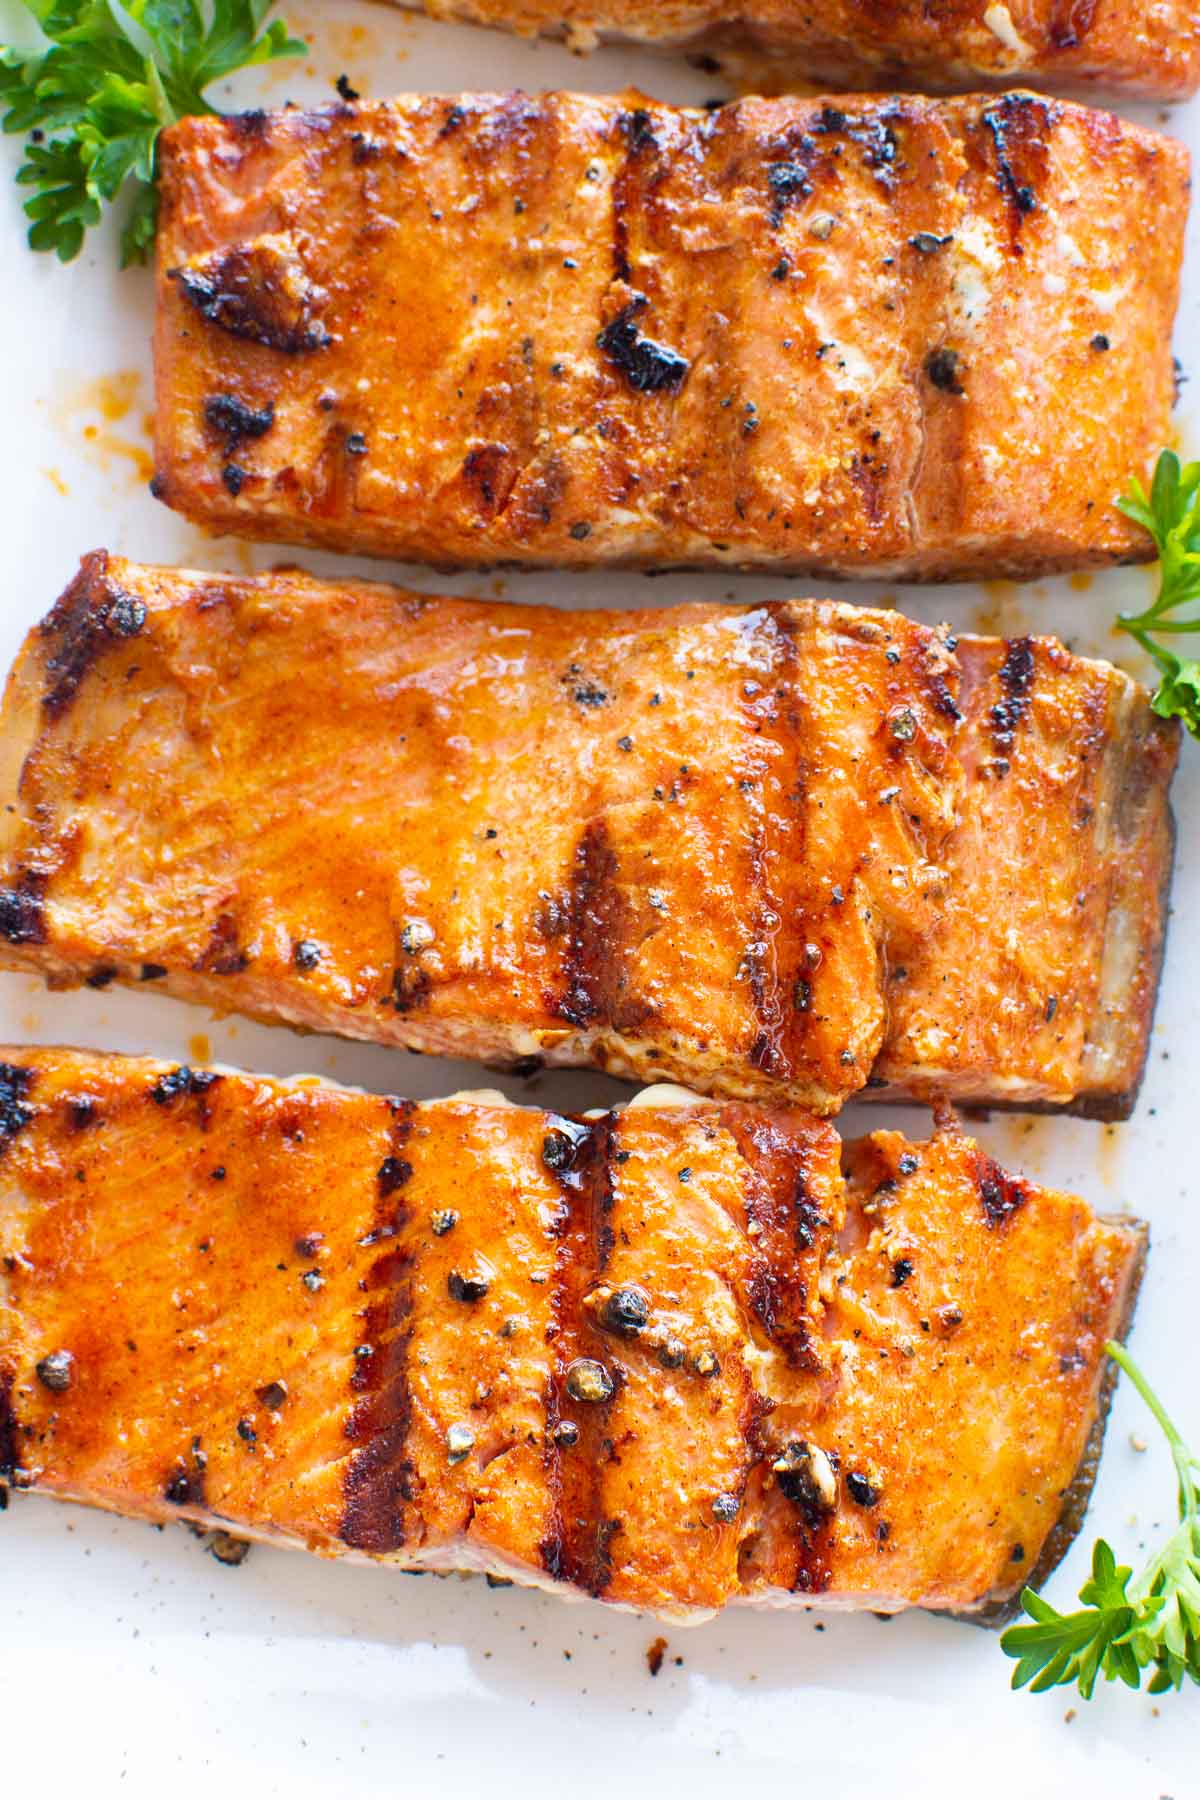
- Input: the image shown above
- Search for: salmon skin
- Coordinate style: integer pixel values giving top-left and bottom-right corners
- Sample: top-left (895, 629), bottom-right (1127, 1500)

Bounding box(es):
top-left (0, 1048), bottom-right (1145, 1623)
top-left (393, 0), bottom-right (1200, 102)
top-left (0, 555), bottom-right (1177, 1119)
top-left (152, 91), bottom-right (1187, 581)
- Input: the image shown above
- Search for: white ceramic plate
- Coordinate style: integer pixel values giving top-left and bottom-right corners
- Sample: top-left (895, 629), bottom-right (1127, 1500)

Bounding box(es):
top-left (0, 6), bottom-right (1196, 1792)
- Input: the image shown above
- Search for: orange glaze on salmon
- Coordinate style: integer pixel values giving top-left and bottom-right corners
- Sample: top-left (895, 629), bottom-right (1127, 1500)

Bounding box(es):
top-left (152, 91), bottom-right (1187, 580)
top-left (0, 556), bottom-right (1178, 1119)
top-left (0, 1049), bottom-right (1145, 1621)
top-left (397, 0), bottom-right (1200, 101)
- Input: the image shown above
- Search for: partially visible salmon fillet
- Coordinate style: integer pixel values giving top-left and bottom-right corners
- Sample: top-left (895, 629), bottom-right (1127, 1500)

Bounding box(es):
top-left (152, 91), bottom-right (1187, 580)
top-left (396, 0), bottom-right (1200, 101)
top-left (0, 1049), bottom-right (1145, 1621)
top-left (0, 556), bottom-right (1177, 1118)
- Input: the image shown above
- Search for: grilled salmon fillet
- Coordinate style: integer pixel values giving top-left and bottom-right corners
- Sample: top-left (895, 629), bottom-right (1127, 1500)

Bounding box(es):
top-left (0, 555), bottom-right (1177, 1119)
top-left (401, 0), bottom-right (1200, 101)
top-left (0, 1048), bottom-right (1146, 1622)
top-left (152, 91), bottom-right (1187, 580)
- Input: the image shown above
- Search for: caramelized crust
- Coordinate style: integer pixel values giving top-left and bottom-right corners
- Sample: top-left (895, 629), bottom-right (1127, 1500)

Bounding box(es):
top-left (0, 1049), bottom-right (1145, 1621)
top-left (402, 0), bottom-right (1200, 101)
top-left (0, 556), bottom-right (1177, 1117)
top-left (153, 91), bottom-right (1187, 580)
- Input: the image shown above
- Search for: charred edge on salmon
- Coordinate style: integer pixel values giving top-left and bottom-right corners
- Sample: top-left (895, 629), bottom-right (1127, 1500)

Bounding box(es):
top-left (0, 1371), bottom-right (19, 1485)
top-left (540, 1111), bottom-right (622, 1595)
top-left (991, 637), bottom-right (1037, 756)
top-left (0, 872), bottom-right (47, 947)
top-left (971, 1148), bottom-right (1030, 1229)
top-left (38, 551), bottom-right (147, 720)
top-left (169, 249), bottom-right (333, 355)
top-left (340, 1102), bottom-right (418, 1552)
top-left (163, 1438), bottom-right (208, 1508)
top-left (0, 1063), bottom-right (34, 1150)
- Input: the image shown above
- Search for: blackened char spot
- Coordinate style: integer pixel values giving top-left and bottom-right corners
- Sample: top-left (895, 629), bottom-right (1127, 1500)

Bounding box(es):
top-left (0, 1063), bottom-right (33, 1146)
top-left (617, 107), bottom-right (656, 153)
top-left (461, 443), bottom-right (516, 518)
top-left (341, 1103), bottom-right (418, 1552)
top-left (163, 1439), bottom-right (207, 1507)
top-left (203, 393), bottom-right (275, 450)
top-left (540, 1111), bottom-right (621, 1594)
top-left (0, 872), bottom-right (47, 946)
top-left (169, 242), bottom-right (332, 354)
top-left (971, 1148), bottom-right (1030, 1228)
top-left (38, 551), bottom-right (147, 719)
top-left (195, 912), bottom-right (249, 976)
top-left (150, 1065), bottom-right (221, 1108)
top-left (990, 637), bottom-right (1036, 755)
top-left (1049, 0), bottom-right (1099, 49)
top-left (597, 298), bottom-right (689, 395)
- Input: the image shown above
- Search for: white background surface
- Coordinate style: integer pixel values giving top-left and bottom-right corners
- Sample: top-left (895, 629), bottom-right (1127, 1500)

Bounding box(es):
top-left (0, 4), bottom-right (1197, 1792)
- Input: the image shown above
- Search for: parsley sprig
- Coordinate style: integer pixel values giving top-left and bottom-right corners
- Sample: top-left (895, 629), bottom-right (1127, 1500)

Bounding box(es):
top-left (0, 0), bottom-right (305, 265)
top-left (1116, 450), bottom-right (1200, 738)
top-left (1001, 1342), bottom-right (1200, 1698)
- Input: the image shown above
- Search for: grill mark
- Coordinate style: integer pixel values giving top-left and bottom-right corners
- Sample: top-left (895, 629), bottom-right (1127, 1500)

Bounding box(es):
top-left (980, 97), bottom-right (1052, 247)
top-left (610, 106), bottom-right (657, 284)
top-left (340, 1100), bottom-right (417, 1552)
top-left (720, 1104), bottom-right (833, 1371)
top-left (738, 610), bottom-right (804, 1081)
top-left (971, 1147), bottom-right (1030, 1229)
top-left (990, 637), bottom-right (1037, 757)
top-left (553, 818), bottom-right (631, 1033)
top-left (539, 1112), bottom-right (620, 1595)
top-left (38, 551), bottom-right (147, 720)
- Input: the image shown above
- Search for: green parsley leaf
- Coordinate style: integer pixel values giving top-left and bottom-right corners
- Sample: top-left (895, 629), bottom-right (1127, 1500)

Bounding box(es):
top-left (1116, 450), bottom-right (1200, 737)
top-left (0, 0), bottom-right (305, 263)
top-left (1001, 1342), bottom-right (1200, 1699)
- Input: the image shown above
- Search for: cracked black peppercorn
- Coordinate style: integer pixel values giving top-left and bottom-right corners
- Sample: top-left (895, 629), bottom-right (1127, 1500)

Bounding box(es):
top-left (448, 1269), bottom-right (491, 1304)
top-left (301, 1269), bottom-right (324, 1293)
top-left (600, 1285), bottom-right (650, 1338)
top-left (692, 1349), bottom-right (720, 1378)
top-left (553, 1419), bottom-right (580, 1447)
top-left (846, 1470), bottom-right (881, 1507)
top-left (431, 1208), bottom-right (458, 1236)
top-left (712, 1493), bottom-right (740, 1523)
top-left (35, 1349), bottom-right (74, 1392)
top-left (565, 1358), bottom-right (614, 1403)
top-left (658, 1336), bottom-right (686, 1369)
top-left (541, 1129), bottom-right (575, 1171)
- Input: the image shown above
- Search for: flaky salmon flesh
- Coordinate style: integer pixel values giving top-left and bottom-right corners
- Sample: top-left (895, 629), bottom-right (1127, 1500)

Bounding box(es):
top-left (152, 91), bottom-right (1187, 580)
top-left (0, 556), bottom-right (1177, 1119)
top-left (395, 0), bottom-right (1200, 101)
top-left (0, 1049), bottom-right (1145, 1622)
